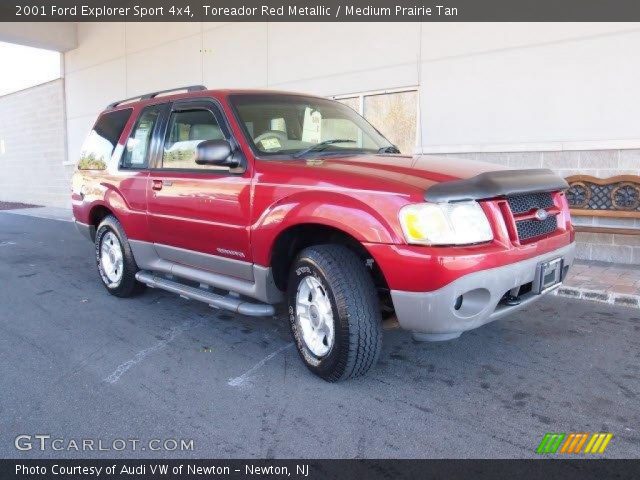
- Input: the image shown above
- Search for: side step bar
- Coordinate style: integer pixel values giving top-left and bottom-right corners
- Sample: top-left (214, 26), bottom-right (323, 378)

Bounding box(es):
top-left (135, 271), bottom-right (275, 317)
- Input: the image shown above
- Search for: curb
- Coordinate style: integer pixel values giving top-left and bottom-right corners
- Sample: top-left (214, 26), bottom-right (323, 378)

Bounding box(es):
top-left (0, 207), bottom-right (73, 223)
top-left (554, 286), bottom-right (640, 309)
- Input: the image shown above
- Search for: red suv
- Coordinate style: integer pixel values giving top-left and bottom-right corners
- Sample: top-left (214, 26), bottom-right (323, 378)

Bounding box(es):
top-left (72, 85), bottom-right (575, 381)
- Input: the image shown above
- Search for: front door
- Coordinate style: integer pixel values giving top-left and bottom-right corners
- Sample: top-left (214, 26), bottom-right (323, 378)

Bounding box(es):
top-left (146, 99), bottom-right (253, 280)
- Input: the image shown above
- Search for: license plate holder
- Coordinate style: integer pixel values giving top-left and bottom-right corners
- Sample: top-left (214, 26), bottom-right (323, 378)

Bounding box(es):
top-left (534, 257), bottom-right (564, 294)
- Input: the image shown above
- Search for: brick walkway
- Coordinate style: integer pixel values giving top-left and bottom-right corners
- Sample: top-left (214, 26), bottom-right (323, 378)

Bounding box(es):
top-left (558, 260), bottom-right (640, 309)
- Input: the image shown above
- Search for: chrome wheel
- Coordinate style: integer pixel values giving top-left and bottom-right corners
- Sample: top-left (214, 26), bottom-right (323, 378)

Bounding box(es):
top-left (100, 231), bottom-right (124, 287)
top-left (295, 275), bottom-right (335, 357)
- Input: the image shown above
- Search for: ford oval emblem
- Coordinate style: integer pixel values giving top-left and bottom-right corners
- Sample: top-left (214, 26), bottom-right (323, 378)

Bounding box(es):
top-left (535, 209), bottom-right (549, 221)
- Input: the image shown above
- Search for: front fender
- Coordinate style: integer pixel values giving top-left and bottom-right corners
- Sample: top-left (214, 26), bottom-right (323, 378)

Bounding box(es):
top-left (251, 190), bottom-right (406, 265)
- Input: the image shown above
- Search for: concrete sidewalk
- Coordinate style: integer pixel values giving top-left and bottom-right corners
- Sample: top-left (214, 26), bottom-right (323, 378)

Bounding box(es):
top-left (2, 205), bottom-right (638, 308)
top-left (0, 205), bottom-right (73, 222)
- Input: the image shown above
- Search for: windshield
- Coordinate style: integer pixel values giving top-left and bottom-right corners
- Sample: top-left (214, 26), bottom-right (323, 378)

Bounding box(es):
top-left (229, 94), bottom-right (395, 157)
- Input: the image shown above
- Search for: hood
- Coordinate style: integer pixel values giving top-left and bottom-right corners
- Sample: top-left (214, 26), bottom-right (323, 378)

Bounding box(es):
top-left (290, 154), bottom-right (508, 193)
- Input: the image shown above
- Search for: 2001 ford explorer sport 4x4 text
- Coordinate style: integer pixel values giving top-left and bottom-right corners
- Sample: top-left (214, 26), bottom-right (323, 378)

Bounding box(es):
top-left (72, 85), bottom-right (576, 381)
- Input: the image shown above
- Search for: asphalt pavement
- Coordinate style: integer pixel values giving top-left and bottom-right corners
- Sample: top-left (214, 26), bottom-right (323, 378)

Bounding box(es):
top-left (1, 211), bottom-right (638, 458)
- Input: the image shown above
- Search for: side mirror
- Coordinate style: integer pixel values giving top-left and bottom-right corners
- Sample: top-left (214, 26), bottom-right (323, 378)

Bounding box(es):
top-left (195, 139), bottom-right (238, 167)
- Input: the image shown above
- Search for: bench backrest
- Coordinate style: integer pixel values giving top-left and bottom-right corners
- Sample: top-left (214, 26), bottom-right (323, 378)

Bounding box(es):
top-left (565, 175), bottom-right (640, 220)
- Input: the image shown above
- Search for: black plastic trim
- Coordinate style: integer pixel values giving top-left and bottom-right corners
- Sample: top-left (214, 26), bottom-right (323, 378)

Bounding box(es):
top-left (424, 169), bottom-right (569, 203)
top-left (118, 103), bottom-right (170, 171)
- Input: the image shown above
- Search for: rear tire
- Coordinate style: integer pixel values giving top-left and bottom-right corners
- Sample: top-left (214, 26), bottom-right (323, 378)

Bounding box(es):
top-left (95, 215), bottom-right (145, 298)
top-left (287, 245), bottom-right (382, 381)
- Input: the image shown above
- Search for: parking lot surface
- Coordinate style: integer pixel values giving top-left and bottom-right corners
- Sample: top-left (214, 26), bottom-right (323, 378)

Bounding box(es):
top-left (1, 212), bottom-right (639, 458)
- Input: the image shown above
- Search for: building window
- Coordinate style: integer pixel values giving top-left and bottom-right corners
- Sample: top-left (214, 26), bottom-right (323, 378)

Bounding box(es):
top-left (336, 96), bottom-right (360, 114)
top-left (333, 88), bottom-right (418, 155)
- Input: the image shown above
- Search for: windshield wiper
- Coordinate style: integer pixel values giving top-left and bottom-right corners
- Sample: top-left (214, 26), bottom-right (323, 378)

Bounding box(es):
top-left (377, 145), bottom-right (401, 154)
top-left (293, 139), bottom-right (355, 158)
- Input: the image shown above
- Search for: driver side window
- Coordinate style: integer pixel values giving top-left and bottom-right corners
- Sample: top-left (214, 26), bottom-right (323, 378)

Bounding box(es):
top-left (160, 109), bottom-right (225, 170)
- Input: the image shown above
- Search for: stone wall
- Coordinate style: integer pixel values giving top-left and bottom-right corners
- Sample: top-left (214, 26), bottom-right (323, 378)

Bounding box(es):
top-left (0, 79), bottom-right (71, 208)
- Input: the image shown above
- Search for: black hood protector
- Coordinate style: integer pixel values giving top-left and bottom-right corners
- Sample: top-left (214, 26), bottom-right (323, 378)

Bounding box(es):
top-left (424, 168), bottom-right (569, 203)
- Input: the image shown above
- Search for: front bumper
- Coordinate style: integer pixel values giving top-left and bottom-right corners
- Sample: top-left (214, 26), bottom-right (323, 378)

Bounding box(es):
top-left (390, 242), bottom-right (576, 340)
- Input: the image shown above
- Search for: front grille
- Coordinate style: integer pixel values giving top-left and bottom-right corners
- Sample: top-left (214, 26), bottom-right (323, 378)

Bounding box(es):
top-left (516, 215), bottom-right (558, 241)
top-left (507, 192), bottom-right (555, 214)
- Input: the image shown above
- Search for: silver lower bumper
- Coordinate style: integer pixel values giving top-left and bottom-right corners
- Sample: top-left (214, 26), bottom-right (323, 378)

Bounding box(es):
top-left (390, 242), bottom-right (576, 340)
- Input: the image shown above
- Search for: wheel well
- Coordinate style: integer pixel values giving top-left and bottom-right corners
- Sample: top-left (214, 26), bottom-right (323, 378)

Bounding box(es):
top-left (270, 224), bottom-right (390, 294)
top-left (89, 206), bottom-right (114, 239)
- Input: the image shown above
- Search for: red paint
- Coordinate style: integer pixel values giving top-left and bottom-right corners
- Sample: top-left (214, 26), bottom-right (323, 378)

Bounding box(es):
top-left (72, 89), bottom-right (574, 293)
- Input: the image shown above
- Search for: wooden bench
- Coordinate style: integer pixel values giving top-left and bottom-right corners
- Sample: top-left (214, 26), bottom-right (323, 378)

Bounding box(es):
top-left (565, 175), bottom-right (640, 235)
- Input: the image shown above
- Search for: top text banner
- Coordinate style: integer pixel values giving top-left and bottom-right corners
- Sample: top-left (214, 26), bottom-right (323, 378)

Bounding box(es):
top-left (3, 0), bottom-right (640, 21)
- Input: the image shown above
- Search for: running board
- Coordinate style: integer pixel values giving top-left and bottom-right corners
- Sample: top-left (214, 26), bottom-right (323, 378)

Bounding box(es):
top-left (135, 271), bottom-right (275, 317)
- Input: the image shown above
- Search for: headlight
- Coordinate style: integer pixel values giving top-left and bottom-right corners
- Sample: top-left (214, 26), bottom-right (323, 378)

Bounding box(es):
top-left (399, 201), bottom-right (493, 245)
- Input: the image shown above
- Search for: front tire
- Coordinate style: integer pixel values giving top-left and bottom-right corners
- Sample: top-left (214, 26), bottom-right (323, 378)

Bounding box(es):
top-left (287, 245), bottom-right (382, 381)
top-left (95, 215), bottom-right (145, 298)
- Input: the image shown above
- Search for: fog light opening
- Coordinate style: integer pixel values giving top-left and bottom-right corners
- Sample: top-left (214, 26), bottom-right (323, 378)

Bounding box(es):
top-left (452, 288), bottom-right (491, 318)
top-left (454, 295), bottom-right (463, 311)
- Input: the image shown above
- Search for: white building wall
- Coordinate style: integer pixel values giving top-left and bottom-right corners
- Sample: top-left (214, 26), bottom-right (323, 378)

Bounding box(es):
top-left (419, 23), bottom-right (640, 153)
top-left (0, 79), bottom-right (71, 208)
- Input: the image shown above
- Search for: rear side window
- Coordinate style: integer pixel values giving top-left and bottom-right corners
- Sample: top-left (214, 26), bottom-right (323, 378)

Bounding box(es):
top-left (121, 105), bottom-right (162, 169)
top-left (78, 109), bottom-right (131, 170)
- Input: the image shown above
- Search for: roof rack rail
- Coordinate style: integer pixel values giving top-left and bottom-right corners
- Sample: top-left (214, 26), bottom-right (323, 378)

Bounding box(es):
top-left (106, 85), bottom-right (207, 109)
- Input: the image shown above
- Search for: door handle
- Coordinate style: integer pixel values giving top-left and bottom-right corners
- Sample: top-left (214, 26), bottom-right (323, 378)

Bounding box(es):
top-left (152, 180), bottom-right (163, 191)
top-left (162, 180), bottom-right (173, 187)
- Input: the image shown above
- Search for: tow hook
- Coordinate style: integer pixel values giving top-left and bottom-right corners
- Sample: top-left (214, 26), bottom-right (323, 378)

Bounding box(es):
top-left (504, 294), bottom-right (521, 306)
top-left (503, 287), bottom-right (522, 306)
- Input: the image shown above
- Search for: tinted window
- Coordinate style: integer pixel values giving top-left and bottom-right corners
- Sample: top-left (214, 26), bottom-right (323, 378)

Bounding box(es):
top-left (121, 106), bottom-right (162, 169)
top-left (78, 109), bottom-right (131, 170)
top-left (161, 109), bottom-right (225, 170)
